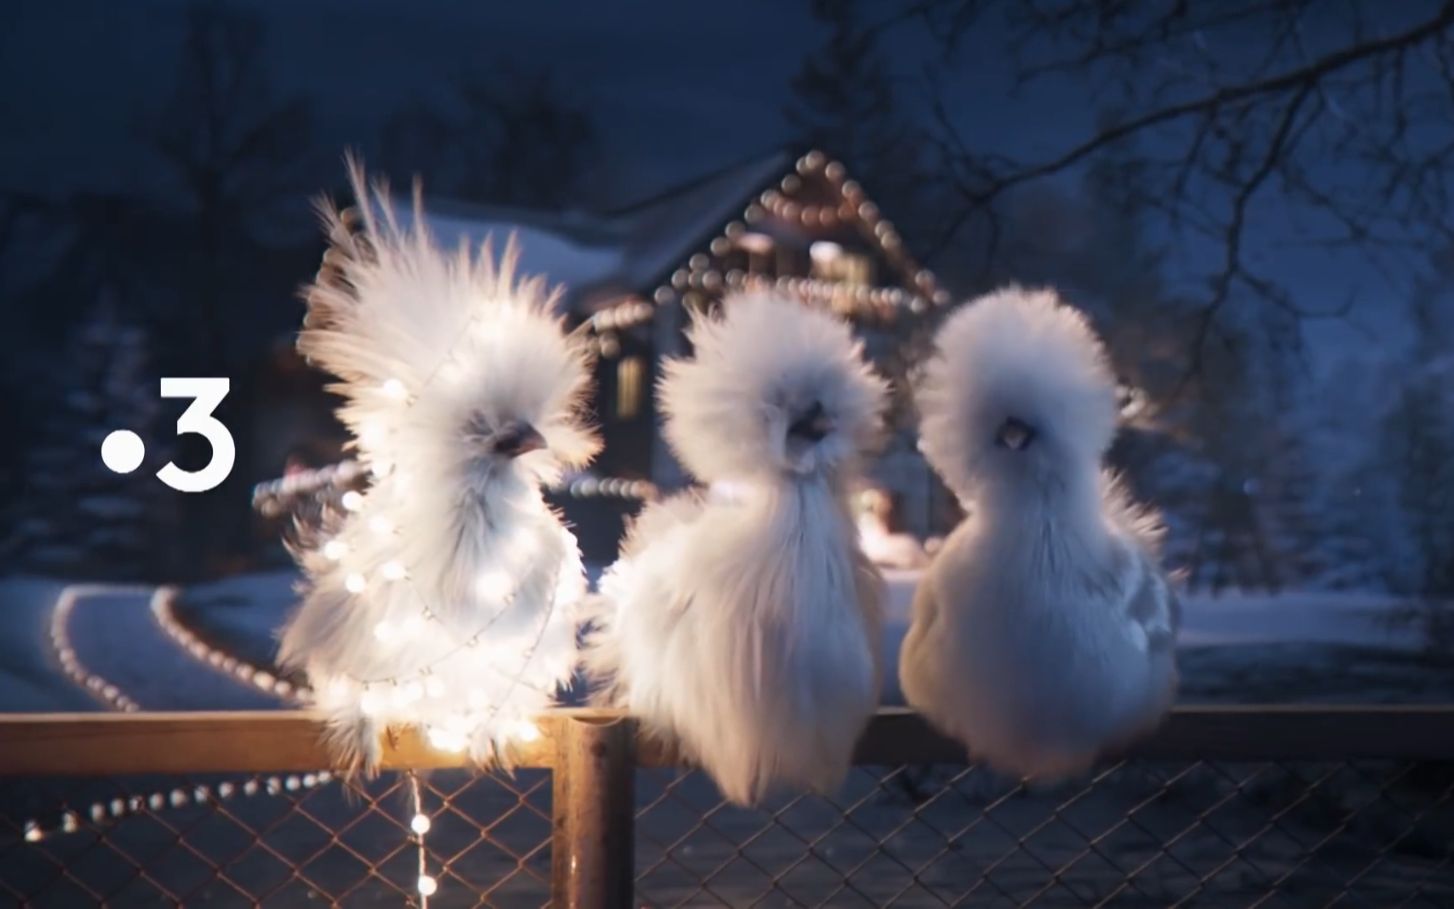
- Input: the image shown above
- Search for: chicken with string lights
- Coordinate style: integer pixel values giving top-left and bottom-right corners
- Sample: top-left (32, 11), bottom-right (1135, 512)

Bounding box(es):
top-left (278, 160), bottom-right (600, 772)
top-left (587, 293), bottom-right (888, 806)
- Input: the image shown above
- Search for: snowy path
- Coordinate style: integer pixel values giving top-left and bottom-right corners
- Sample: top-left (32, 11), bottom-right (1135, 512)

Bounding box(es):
top-left (57, 585), bottom-right (284, 712)
top-left (177, 567), bottom-right (1454, 707)
top-left (0, 579), bottom-right (98, 713)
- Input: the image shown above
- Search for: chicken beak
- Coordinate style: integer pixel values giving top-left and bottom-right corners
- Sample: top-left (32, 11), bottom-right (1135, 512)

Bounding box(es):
top-left (495, 424), bottom-right (548, 459)
top-left (995, 417), bottom-right (1036, 451)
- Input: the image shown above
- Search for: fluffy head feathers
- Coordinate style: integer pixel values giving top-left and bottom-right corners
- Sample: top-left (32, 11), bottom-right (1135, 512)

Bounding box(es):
top-left (661, 293), bottom-right (887, 483)
top-left (299, 159), bottom-right (600, 490)
top-left (917, 286), bottom-right (1117, 501)
top-left (279, 160), bottom-right (598, 770)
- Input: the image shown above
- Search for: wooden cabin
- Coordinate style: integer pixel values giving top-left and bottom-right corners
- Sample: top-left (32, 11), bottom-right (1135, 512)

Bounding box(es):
top-left (253, 149), bottom-right (953, 559)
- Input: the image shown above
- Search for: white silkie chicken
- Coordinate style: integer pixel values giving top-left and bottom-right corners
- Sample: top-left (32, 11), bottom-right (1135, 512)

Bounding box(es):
top-left (901, 286), bottom-right (1178, 780)
top-left (587, 293), bottom-right (889, 806)
top-left (278, 162), bottom-right (600, 771)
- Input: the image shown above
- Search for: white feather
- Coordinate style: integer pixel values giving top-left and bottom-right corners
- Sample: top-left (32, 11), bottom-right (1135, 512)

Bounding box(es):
top-left (278, 160), bottom-right (600, 772)
top-left (587, 294), bottom-right (888, 806)
top-left (901, 286), bottom-right (1178, 780)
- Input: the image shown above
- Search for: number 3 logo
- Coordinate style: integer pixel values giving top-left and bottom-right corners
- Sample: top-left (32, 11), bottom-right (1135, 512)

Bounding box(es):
top-left (156, 378), bottom-right (236, 493)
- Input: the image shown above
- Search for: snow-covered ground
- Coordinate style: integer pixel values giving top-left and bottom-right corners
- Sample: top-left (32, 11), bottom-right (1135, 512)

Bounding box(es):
top-left (0, 578), bottom-right (98, 712)
top-left (3, 570), bottom-right (1451, 907)
top-left (172, 567), bottom-right (1454, 708)
top-left (3, 567), bottom-right (1449, 714)
top-left (0, 577), bottom-right (286, 712)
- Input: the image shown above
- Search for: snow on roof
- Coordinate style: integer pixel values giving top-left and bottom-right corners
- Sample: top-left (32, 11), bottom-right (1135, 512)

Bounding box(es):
top-left (421, 207), bottom-right (625, 300)
top-left (397, 149), bottom-right (795, 311)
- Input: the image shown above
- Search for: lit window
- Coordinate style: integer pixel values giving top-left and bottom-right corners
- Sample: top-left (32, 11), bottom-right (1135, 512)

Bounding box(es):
top-left (616, 356), bottom-right (644, 420)
top-left (810, 241), bottom-right (871, 285)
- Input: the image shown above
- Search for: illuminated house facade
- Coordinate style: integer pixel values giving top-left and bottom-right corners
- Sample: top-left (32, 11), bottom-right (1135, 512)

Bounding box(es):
top-left (257, 149), bottom-right (953, 557)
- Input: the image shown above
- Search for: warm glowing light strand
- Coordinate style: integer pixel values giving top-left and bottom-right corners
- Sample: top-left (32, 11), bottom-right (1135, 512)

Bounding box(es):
top-left (18, 772), bottom-right (333, 845)
top-left (252, 465), bottom-right (657, 522)
top-left (34, 587), bottom-right (332, 847)
top-left (151, 586), bottom-right (297, 699)
top-left (409, 772), bottom-right (437, 902)
top-left (650, 149), bottom-right (949, 323)
top-left (50, 585), bottom-right (141, 712)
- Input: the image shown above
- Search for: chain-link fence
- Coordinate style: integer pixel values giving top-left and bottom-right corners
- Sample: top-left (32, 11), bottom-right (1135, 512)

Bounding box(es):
top-left (634, 761), bottom-right (1454, 908)
top-left (2, 709), bottom-right (1452, 907)
top-left (0, 769), bottom-right (550, 907)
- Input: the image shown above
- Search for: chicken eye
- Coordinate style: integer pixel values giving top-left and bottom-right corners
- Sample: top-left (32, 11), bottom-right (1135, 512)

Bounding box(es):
top-left (788, 401), bottom-right (834, 443)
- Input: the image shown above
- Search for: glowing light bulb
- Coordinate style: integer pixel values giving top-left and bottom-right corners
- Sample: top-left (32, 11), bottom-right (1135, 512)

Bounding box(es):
top-left (513, 720), bottom-right (542, 743)
top-left (373, 620), bottom-right (395, 643)
top-left (344, 573), bottom-right (367, 594)
top-left (426, 726), bottom-right (467, 753)
top-left (340, 491), bottom-right (364, 512)
top-left (400, 614), bottom-right (425, 639)
top-left (382, 378), bottom-right (408, 401)
top-left (371, 460), bottom-right (394, 478)
top-left (359, 688), bottom-right (384, 716)
top-left (417, 875), bottom-right (438, 897)
top-left (424, 676), bottom-right (447, 698)
top-left (474, 569), bottom-right (511, 601)
top-left (399, 680), bottom-right (423, 704)
top-left (381, 560), bottom-right (406, 581)
top-left (322, 539), bottom-right (348, 561)
top-left (410, 813), bottom-right (432, 835)
top-left (368, 515), bottom-right (394, 535)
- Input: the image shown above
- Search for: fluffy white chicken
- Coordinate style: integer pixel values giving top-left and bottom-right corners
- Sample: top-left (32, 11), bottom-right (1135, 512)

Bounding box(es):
top-left (901, 286), bottom-right (1178, 780)
top-left (587, 293), bottom-right (888, 806)
top-left (278, 161), bottom-right (600, 771)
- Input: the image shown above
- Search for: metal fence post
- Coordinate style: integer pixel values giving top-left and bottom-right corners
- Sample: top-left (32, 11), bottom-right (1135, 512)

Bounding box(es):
top-left (551, 713), bottom-right (635, 908)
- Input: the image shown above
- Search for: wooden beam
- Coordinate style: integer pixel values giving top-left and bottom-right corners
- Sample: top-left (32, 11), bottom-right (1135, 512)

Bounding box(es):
top-left (0, 710), bottom-right (559, 775)
top-left (854, 706), bottom-right (1454, 765)
top-left (2, 706), bottom-right (1452, 776)
top-left (551, 715), bottom-right (636, 909)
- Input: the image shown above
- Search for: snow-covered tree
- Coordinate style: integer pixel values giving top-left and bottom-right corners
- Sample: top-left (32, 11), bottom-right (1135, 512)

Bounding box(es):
top-left (1, 299), bottom-right (172, 579)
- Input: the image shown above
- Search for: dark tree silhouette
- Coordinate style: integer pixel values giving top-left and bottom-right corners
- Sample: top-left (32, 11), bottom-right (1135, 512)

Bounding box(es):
top-left (143, 1), bottom-right (316, 365)
top-left (380, 67), bottom-right (600, 208)
top-left (787, 0), bottom-right (940, 246)
top-left (2, 297), bottom-right (173, 579)
top-left (888, 0), bottom-right (1454, 377)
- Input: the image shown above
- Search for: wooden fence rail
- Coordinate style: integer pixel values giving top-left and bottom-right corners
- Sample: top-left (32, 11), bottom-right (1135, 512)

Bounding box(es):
top-left (4, 706), bottom-right (1454, 908)
top-left (2, 706), bottom-right (1454, 776)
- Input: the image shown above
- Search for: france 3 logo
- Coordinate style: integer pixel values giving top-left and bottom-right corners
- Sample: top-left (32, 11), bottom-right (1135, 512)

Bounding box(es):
top-left (99, 378), bottom-right (235, 493)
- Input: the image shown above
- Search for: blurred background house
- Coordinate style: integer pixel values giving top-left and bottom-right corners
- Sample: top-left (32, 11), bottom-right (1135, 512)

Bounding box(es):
top-left (2, 1), bottom-right (1450, 614)
top-left (251, 148), bottom-right (954, 563)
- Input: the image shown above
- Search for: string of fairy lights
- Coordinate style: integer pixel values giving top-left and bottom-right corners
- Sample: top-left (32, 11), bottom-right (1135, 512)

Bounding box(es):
top-left (574, 149), bottom-right (950, 361)
top-left (20, 771), bottom-right (334, 845)
top-left (126, 152), bottom-right (943, 899)
top-left (151, 586), bottom-right (297, 699)
top-left (324, 485), bottom-right (557, 755)
top-left (50, 585), bottom-right (141, 712)
top-left (255, 151), bottom-right (930, 533)
top-left (31, 585), bottom-right (332, 847)
top-left (299, 269), bottom-right (598, 900)
top-left (252, 467), bottom-right (658, 525)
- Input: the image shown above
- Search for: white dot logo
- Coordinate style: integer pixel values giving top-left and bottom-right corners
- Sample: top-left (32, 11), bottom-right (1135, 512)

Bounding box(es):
top-left (100, 430), bottom-right (146, 474)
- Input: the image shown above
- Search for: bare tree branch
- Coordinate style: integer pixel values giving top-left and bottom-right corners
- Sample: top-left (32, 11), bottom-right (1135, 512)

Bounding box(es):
top-left (908, 0), bottom-right (1454, 390)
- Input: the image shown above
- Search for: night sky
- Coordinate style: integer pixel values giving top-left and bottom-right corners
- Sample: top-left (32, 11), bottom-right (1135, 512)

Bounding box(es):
top-left (0, 0), bottom-right (1429, 359)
